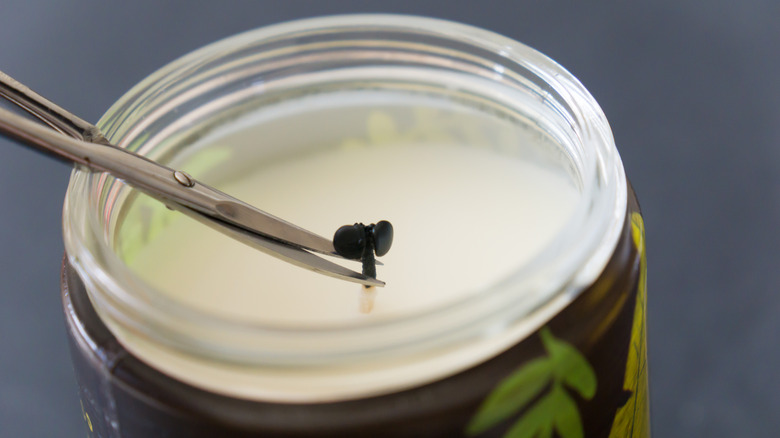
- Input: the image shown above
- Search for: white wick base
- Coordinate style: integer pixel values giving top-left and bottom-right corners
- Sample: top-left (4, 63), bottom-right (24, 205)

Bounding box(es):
top-left (360, 286), bottom-right (377, 314)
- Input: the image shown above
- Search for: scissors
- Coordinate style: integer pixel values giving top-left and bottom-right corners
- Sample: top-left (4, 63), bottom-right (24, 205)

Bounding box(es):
top-left (0, 70), bottom-right (384, 287)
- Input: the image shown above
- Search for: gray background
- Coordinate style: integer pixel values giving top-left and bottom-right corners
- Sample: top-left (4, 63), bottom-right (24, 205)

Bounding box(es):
top-left (1, 1), bottom-right (778, 437)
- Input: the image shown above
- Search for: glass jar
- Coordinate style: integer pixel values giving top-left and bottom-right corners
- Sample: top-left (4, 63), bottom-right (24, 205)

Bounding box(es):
top-left (62, 14), bottom-right (648, 437)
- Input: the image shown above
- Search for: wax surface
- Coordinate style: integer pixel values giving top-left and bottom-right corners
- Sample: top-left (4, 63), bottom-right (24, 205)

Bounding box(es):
top-left (128, 141), bottom-right (578, 325)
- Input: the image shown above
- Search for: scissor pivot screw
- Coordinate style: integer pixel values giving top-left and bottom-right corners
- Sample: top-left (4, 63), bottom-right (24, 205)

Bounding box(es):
top-left (173, 170), bottom-right (194, 187)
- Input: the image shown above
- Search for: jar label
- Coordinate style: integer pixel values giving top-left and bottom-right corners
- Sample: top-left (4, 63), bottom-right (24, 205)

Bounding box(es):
top-left (64, 202), bottom-right (649, 438)
top-left (467, 212), bottom-right (649, 438)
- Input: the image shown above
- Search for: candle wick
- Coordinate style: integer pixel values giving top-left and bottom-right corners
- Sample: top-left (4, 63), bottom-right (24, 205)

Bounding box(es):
top-left (333, 220), bottom-right (394, 314)
top-left (361, 228), bottom-right (378, 282)
top-left (333, 220), bottom-right (394, 275)
top-left (359, 286), bottom-right (377, 314)
top-left (359, 225), bottom-right (378, 314)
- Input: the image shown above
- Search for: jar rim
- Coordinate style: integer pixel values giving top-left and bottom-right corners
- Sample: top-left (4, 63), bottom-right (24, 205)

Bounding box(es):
top-left (63, 14), bottom-right (626, 368)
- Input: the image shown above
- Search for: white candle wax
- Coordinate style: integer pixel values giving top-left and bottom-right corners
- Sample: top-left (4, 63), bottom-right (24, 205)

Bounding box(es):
top-left (106, 93), bottom-right (581, 401)
top-left (130, 143), bottom-right (576, 325)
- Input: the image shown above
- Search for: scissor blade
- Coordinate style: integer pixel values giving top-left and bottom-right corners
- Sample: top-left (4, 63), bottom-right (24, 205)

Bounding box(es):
top-left (181, 207), bottom-right (384, 287)
top-left (211, 199), bottom-right (384, 266)
top-left (213, 200), bottom-right (337, 256)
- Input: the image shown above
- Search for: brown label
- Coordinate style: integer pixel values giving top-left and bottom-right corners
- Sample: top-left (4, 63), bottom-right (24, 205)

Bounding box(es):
top-left (466, 211), bottom-right (649, 438)
top-left (62, 201), bottom-right (648, 438)
top-left (608, 212), bottom-right (649, 437)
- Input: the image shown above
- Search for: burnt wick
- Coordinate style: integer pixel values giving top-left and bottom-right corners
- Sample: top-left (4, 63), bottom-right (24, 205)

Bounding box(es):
top-left (333, 220), bottom-right (394, 313)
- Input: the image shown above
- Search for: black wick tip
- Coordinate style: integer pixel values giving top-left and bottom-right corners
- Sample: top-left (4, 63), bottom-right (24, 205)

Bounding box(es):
top-left (333, 221), bottom-right (394, 284)
top-left (333, 220), bottom-right (394, 260)
top-left (371, 220), bottom-right (394, 257)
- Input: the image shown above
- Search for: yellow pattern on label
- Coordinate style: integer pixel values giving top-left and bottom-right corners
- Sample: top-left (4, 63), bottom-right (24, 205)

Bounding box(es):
top-left (80, 400), bottom-right (94, 436)
top-left (608, 212), bottom-right (650, 437)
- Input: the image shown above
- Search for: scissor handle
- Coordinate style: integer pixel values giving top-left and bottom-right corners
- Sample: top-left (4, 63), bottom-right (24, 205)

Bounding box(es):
top-left (0, 70), bottom-right (107, 144)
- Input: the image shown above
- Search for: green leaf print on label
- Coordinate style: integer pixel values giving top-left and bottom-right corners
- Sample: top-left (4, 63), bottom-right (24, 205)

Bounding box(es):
top-left (467, 327), bottom-right (596, 438)
top-left (466, 357), bottom-right (553, 434)
top-left (540, 328), bottom-right (597, 400)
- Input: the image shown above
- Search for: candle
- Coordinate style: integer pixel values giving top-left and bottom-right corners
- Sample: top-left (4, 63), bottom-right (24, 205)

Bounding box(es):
top-left (61, 15), bottom-right (648, 437)
top-left (127, 107), bottom-right (579, 326)
top-left (107, 95), bottom-right (580, 401)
